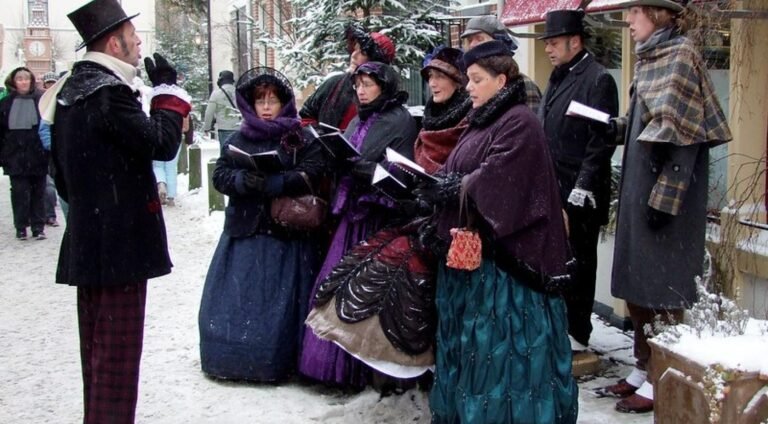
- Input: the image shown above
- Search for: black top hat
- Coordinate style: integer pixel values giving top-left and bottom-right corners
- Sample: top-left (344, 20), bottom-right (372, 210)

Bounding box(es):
top-left (68, 0), bottom-right (140, 51)
top-left (538, 10), bottom-right (588, 40)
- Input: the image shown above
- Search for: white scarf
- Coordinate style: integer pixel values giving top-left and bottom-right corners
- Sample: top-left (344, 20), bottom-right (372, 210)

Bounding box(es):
top-left (38, 51), bottom-right (140, 123)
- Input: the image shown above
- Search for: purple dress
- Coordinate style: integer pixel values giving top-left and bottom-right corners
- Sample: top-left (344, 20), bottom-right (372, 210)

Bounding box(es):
top-left (299, 104), bottom-right (418, 388)
top-left (298, 207), bottom-right (386, 387)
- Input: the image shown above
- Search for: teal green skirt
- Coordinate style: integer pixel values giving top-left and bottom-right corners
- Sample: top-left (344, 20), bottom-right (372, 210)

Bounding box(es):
top-left (430, 259), bottom-right (578, 423)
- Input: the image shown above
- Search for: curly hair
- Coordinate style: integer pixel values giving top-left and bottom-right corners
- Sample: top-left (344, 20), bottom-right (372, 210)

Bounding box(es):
top-left (642, 6), bottom-right (680, 29)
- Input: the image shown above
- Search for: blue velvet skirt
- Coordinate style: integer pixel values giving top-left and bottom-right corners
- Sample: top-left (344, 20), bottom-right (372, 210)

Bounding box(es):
top-left (199, 232), bottom-right (318, 381)
top-left (430, 259), bottom-right (578, 423)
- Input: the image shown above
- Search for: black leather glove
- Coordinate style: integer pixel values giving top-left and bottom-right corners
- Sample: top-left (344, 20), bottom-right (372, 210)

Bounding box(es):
top-left (397, 199), bottom-right (431, 218)
top-left (417, 219), bottom-right (449, 257)
top-left (143, 53), bottom-right (177, 87)
top-left (592, 117), bottom-right (618, 140)
top-left (351, 160), bottom-right (376, 181)
top-left (646, 206), bottom-right (673, 231)
top-left (243, 171), bottom-right (265, 192)
top-left (414, 173), bottom-right (463, 209)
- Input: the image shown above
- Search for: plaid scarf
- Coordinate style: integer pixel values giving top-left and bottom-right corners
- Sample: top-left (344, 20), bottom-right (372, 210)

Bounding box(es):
top-left (633, 35), bottom-right (731, 147)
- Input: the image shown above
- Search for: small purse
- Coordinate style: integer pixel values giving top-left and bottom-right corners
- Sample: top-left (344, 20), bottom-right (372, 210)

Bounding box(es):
top-left (445, 182), bottom-right (482, 271)
top-left (270, 172), bottom-right (327, 230)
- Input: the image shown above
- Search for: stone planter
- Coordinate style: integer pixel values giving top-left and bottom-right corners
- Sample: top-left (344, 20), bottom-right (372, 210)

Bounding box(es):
top-left (649, 339), bottom-right (768, 423)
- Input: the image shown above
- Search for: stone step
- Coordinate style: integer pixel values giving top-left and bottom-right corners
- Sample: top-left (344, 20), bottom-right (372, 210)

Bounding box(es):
top-left (572, 351), bottom-right (601, 377)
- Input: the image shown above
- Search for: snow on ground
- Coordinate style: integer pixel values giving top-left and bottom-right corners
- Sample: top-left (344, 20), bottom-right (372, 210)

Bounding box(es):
top-left (0, 174), bottom-right (651, 423)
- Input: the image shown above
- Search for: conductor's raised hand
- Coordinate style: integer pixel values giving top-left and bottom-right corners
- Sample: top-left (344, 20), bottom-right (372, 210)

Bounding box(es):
top-left (144, 53), bottom-right (177, 87)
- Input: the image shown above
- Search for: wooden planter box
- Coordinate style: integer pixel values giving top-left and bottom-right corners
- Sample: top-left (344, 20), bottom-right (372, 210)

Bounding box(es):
top-left (649, 339), bottom-right (768, 423)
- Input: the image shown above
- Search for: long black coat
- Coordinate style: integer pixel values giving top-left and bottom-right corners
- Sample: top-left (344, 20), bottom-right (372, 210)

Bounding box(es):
top-left (299, 73), bottom-right (356, 131)
top-left (538, 53), bottom-right (618, 224)
top-left (0, 91), bottom-right (48, 176)
top-left (52, 61), bottom-right (183, 287)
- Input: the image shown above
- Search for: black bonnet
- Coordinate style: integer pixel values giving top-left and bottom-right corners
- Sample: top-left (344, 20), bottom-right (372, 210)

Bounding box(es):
top-left (236, 67), bottom-right (294, 105)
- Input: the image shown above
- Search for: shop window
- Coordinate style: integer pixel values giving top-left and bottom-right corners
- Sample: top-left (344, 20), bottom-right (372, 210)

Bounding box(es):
top-left (587, 13), bottom-right (624, 108)
top-left (688, 14), bottom-right (731, 213)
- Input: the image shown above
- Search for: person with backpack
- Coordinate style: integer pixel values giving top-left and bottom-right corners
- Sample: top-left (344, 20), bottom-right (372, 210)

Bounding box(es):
top-left (204, 70), bottom-right (241, 145)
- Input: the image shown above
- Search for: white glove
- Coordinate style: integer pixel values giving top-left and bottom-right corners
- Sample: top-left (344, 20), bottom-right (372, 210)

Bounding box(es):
top-left (567, 188), bottom-right (596, 209)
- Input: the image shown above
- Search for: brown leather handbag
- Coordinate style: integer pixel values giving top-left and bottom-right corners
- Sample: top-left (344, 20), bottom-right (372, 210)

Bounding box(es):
top-left (270, 172), bottom-right (327, 230)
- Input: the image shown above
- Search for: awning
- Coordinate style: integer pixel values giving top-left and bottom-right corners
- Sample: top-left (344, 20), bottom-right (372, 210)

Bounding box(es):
top-left (500, 0), bottom-right (724, 27)
top-left (501, 0), bottom-right (629, 27)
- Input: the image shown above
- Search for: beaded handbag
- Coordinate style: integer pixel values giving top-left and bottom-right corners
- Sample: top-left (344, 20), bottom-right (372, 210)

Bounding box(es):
top-left (445, 183), bottom-right (481, 271)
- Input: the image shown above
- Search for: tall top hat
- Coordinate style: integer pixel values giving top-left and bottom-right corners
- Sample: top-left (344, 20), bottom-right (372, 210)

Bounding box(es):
top-left (538, 10), bottom-right (588, 40)
top-left (68, 0), bottom-right (139, 51)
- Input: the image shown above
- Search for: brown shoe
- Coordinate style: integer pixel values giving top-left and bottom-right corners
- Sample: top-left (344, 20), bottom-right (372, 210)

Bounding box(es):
top-left (594, 379), bottom-right (638, 398)
top-left (615, 393), bottom-right (654, 413)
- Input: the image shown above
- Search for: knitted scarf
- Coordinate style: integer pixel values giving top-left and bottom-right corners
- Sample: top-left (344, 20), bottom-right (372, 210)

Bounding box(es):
top-left (8, 93), bottom-right (40, 130)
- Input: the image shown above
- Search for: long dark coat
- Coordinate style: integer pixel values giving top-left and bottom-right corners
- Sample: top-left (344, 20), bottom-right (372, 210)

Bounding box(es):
top-left (611, 92), bottom-right (709, 309)
top-left (52, 61), bottom-right (183, 287)
top-left (610, 35), bottom-right (728, 308)
top-left (538, 53), bottom-right (618, 224)
top-left (299, 73), bottom-right (357, 131)
top-left (0, 91), bottom-right (48, 176)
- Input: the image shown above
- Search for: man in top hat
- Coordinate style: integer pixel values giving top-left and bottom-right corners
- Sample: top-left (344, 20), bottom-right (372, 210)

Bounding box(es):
top-left (460, 15), bottom-right (542, 113)
top-left (537, 9), bottom-right (618, 356)
top-left (38, 0), bottom-right (191, 422)
top-left (203, 70), bottom-right (241, 145)
top-left (300, 23), bottom-right (396, 131)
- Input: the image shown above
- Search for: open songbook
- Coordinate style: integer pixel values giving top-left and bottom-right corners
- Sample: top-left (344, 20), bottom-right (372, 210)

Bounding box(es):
top-left (385, 148), bottom-right (439, 183)
top-left (372, 164), bottom-right (411, 200)
top-left (307, 123), bottom-right (361, 160)
top-left (370, 149), bottom-right (439, 200)
top-left (226, 144), bottom-right (283, 172)
top-left (565, 100), bottom-right (610, 124)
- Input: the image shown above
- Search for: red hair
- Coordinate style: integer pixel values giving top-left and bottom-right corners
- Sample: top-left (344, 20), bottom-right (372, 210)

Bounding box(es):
top-left (252, 83), bottom-right (280, 101)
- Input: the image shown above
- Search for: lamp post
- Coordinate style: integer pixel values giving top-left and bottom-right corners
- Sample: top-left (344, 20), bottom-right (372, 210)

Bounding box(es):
top-left (206, 0), bottom-right (213, 96)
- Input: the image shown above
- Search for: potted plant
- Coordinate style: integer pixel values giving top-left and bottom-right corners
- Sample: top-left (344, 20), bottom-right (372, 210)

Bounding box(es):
top-left (648, 278), bottom-right (768, 423)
